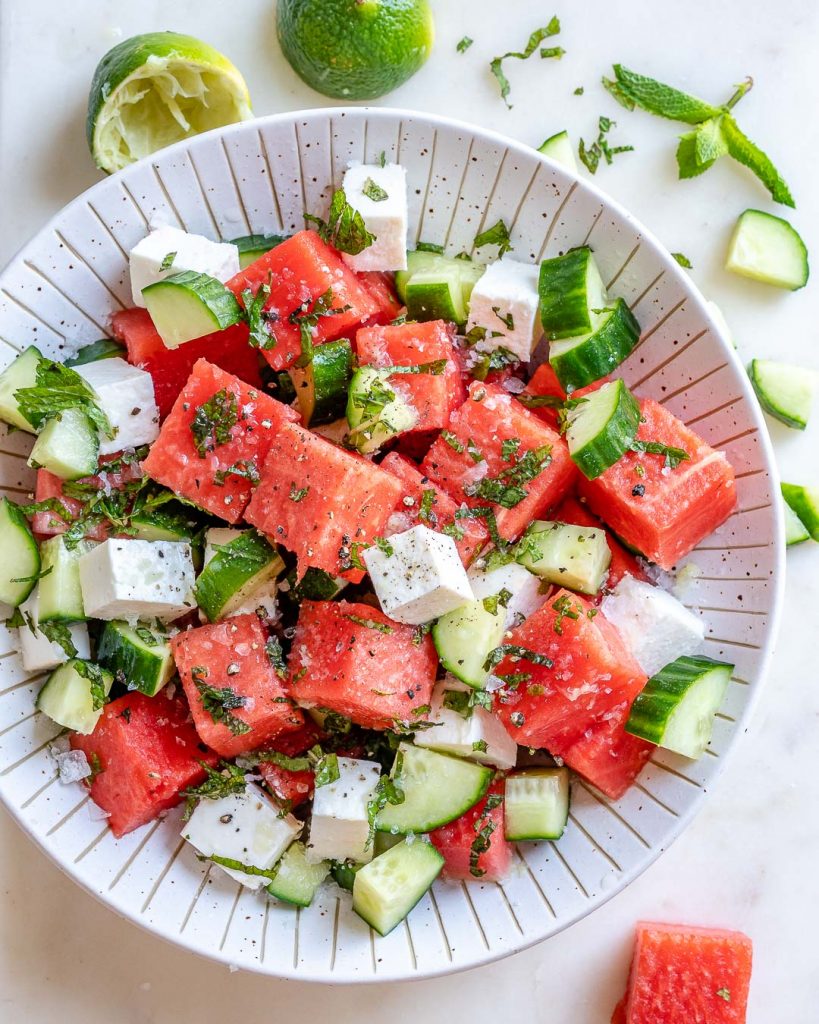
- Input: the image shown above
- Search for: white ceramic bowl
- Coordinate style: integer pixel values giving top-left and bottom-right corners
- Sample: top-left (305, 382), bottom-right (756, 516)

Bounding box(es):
top-left (0, 108), bottom-right (783, 982)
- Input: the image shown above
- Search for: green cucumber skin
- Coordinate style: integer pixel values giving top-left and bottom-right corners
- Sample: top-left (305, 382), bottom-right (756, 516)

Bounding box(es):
top-left (142, 270), bottom-right (243, 336)
top-left (567, 380), bottom-right (641, 480)
top-left (783, 497), bottom-right (810, 546)
top-left (726, 209), bottom-right (809, 291)
top-left (539, 247), bottom-right (600, 340)
top-left (432, 599), bottom-right (505, 689)
top-left (405, 276), bottom-right (465, 325)
top-left (37, 537), bottom-right (89, 623)
top-left (0, 345), bottom-right (43, 432)
top-left (289, 339), bottom-right (352, 426)
top-left (230, 233), bottom-right (288, 270)
top-left (748, 359), bottom-right (813, 430)
top-left (97, 621), bottom-right (174, 697)
top-left (781, 483), bottom-right (819, 540)
top-left (65, 339), bottom-right (126, 367)
top-left (0, 498), bottom-right (40, 607)
top-left (549, 298), bottom-right (641, 392)
top-left (194, 529), bottom-right (281, 622)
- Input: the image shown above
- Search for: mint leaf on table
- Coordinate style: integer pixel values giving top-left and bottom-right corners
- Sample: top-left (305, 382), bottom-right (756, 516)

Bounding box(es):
top-left (671, 253), bottom-right (693, 269)
top-left (603, 64), bottom-right (721, 123)
top-left (721, 115), bottom-right (795, 208)
top-left (490, 17), bottom-right (561, 108)
top-left (578, 116), bottom-right (634, 174)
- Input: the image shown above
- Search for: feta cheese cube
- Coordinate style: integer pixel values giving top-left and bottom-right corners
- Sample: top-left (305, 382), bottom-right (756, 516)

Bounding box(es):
top-left (601, 575), bottom-right (705, 677)
top-left (363, 524), bottom-right (472, 625)
top-left (74, 358), bottom-right (159, 455)
top-left (465, 257), bottom-right (543, 362)
top-left (340, 163), bottom-right (408, 272)
top-left (414, 682), bottom-right (518, 769)
top-left (306, 756), bottom-right (382, 864)
top-left (182, 783), bottom-right (302, 890)
top-left (18, 588), bottom-right (90, 673)
top-left (78, 538), bottom-right (196, 621)
top-left (129, 225), bottom-right (240, 307)
top-left (468, 561), bottom-right (547, 630)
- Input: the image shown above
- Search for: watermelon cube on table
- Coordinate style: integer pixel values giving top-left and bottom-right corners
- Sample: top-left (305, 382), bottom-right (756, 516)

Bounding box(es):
top-left (141, 358), bottom-right (297, 524)
top-left (380, 451), bottom-right (488, 566)
top-left (244, 420), bottom-right (404, 578)
top-left (421, 381), bottom-right (576, 542)
top-left (171, 613), bottom-right (304, 758)
top-left (70, 690), bottom-right (214, 838)
top-left (356, 319), bottom-right (465, 436)
top-left (287, 600), bottom-right (437, 729)
top-left (614, 922), bottom-right (753, 1023)
top-left (111, 308), bottom-right (263, 420)
top-left (553, 495), bottom-right (649, 595)
top-left (579, 398), bottom-right (737, 570)
top-left (429, 781), bottom-right (511, 881)
top-left (492, 588), bottom-right (647, 752)
top-left (225, 230), bottom-right (384, 371)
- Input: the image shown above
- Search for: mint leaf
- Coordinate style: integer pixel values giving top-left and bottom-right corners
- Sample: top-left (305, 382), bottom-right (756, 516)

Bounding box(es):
top-left (694, 116), bottom-right (729, 166)
top-left (288, 287), bottom-right (351, 368)
top-left (241, 275), bottom-right (277, 350)
top-left (671, 252), bottom-right (693, 269)
top-left (190, 388), bottom-right (238, 457)
top-left (15, 358), bottom-right (114, 440)
top-left (456, 36), bottom-right (473, 54)
top-left (40, 621), bottom-right (78, 659)
top-left (540, 46), bottom-right (565, 60)
top-left (721, 115), bottom-right (795, 208)
top-left (578, 116), bottom-right (634, 174)
top-left (490, 17), bottom-right (561, 108)
top-left (305, 189), bottom-right (375, 255)
top-left (362, 177), bottom-right (388, 202)
top-left (474, 219), bottom-right (514, 256)
top-left (676, 131), bottom-right (715, 179)
top-left (603, 65), bottom-right (721, 124)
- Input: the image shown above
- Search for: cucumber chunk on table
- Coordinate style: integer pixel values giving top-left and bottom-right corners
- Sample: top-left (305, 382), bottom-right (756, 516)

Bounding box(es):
top-left (504, 767), bottom-right (570, 841)
top-left (0, 497), bottom-right (40, 607)
top-left (352, 838), bottom-right (444, 936)
top-left (725, 209), bottom-right (809, 290)
top-left (783, 496), bottom-right (810, 546)
top-left (565, 378), bottom-right (641, 480)
top-left (781, 483), bottom-right (819, 540)
top-left (748, 358), bottom-right (814, 430)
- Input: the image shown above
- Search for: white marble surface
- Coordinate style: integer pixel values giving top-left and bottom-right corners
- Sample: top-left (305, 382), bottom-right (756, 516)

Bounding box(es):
top-left (0, 0), bottom-right (817, 1019)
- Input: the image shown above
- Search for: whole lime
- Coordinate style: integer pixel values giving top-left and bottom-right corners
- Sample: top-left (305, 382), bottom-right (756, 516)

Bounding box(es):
top-left (277, 0), bottom-right (434, 101)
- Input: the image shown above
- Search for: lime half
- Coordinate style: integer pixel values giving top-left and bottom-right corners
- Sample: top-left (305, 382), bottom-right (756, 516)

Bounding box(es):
top-left (87, 32), bottom-right (252, 174)
top-left (277, 0), bottom-right (434, 101)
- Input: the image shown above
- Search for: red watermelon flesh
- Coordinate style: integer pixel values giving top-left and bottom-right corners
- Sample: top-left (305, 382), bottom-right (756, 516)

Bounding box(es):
top-left (70, 690), bottom-right (215, 838)
top-left (620, 922), bottom-right (753, 1023)
top-left (578, 398), bottom-right (736, 569)
top-left (493, 588), bottom-right (647, 751)
top-left (611, 997), bottom-right (628, 1024)
top-left (141, 358), bottom-right (297, 523)
top-left (522, 364), bottom-right (610, 428)
top-left (258, 763), bottom-right (315, 808)
top-left (288, 600), bottom-right (437, 730)
top-left (380, 451), bottom-right (488, 566)
top-left (225, 230), bottom-right (382, 371)
top-left (429, 781), bottom-right (511, 881)
top-left (111, 308), bottom-right (262, 420)
top-left (358, 270), bottom-right (403, 322)
top-left (553, 495), bottom-right (649, 595)
top-left (244, 420), bottom-right (404, 578)
top-left (421, 381), bottom-right (576, 542)
top-left (171, 613), bottom-right (304, 758)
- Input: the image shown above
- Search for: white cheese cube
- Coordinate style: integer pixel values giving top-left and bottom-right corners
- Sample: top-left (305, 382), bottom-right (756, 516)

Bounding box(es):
top-left (78, 538), bottom-right (196, 621)
top-left (601, 575), bottom-right (705, 678)
top-left (468, 561), bottom-right (547, 630)
top-left (18, 588), bottom-right (90, 673)
top-left (465, 257), bottom-right (543, 362)
top-left (182, 783), bottom-right (302, 890)
top-left (414, 682), bottom-right (518, 769)
top-left (340, 163), bottom-right (408, 272)
top-left (306, 756), bottom-right (382, 865)
top-left (128, 225), bottom-right (240, 307)
top-left (363, 524), bottom-right (472, 625)
top-left (74, 358), bottom-right (159, 455)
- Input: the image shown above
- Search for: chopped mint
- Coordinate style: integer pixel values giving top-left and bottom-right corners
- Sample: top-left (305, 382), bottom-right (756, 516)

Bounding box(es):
top-left (578, 115), bottom-right (634, 174)
top-left (191, 666), bottom-right (250, 736)
top-left (672, 252), bottom-right (693, 269)
top-left (190, 388), bottom-right (238, 457)
top-left (456, 36), bottom-right (473, 54)
top-left (288, 287), bottom-right (351, 368)
top-left (362, 177), bottom-right (388, 202)
top-left (159, 251), bottom-right (177, 271)
top-left (474, 218), bottom-right (514, 256)
top-left (490, 17), bottom-right (561, 108)
top-left (305, 188), bottom-right (376, 253)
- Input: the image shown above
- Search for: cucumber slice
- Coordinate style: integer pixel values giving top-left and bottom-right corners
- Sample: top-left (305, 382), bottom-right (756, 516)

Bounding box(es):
top-left (352, 838), bottom-right (444, 936)
top-left (537, 130), bottom-right (578, 173)
top-left (781, 483), bottom-right (819, 540)
top-left (748, 358), bottom-right (814, 430)
top-left (65, 339), bottom-right (126, 366)
top-left (0, 345), bottom-right (42, 432)
top-left (0, 498), bottom-right (40, 606)
top-left (405, 269), bottom-right (467, 324)
top-left (97, 620), bottom-right (174, 696)
top-left (783, 496), bottom-right (810, 546)
top-left (504, 767), bottom-right (570, 840)
top-left (129, 502), bottom-right (200, 543)
top-left (194, 529), bottom-right (284, 622)
top-left (281, 566), bottom-right (346, 604)
top-left (516, 520), bottom-right (611, 595)
top-left (539, 247), bottom-right (606, 340)
top-left (346, 366), bottom-right (418, 454)
top-left (330, 860), bottom-right (362, 892)
top-left (37, 535), bottom-right (92, 622)
top-left (725, 209), bottom-right (809, 290)
top-left (230, 233), bottom-right (288, 269)
top-left (142, 270), bottom-right (243, 348)
top-left (266, 842), bottom-right (329, 907)
top-left (28, 408), bottom-right (100, 480)
top-left (376, 743), bottom-right (492, 834)
top-left (36, 659), bottom-right (113, 734)
top-left (565, 379), bottom-right (641, 480)
top-left (626, 654), bottom-right (732, 759)
top-left (288, 339), bottom-right (352, 426)
top-left (432, 598), bottom-right (506, 689)
top-left (549, 298), bottom-right (641, 391)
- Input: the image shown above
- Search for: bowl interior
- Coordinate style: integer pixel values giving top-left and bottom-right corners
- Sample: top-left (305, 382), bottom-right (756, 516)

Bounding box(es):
top-left (0, 108), bottom-right (782, 982)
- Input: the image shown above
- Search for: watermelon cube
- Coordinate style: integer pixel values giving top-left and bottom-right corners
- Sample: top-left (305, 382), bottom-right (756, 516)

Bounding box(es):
top-left (171, 613), bottom-right (303, 758)
top-left (429, 781), bottom-right (511, 881)
top-left (256, 718), bottom-right (324, 807)
top-left (356, 320), bottom-right (465, 435)
top-left (616, 922), bottom-right (753, 1023)
top-left (244, 421), bottom-right (404, 578)
top-left (421, 381), bottom-right (576, 542)
top-left (521, 362), bottom-right (567, 429)
top-left (553, 495), bottom-right (649, 595)
top-left (493, 588), bottom-right (647, 751)
top-left (226, 230), bottom-right (383, 371)
top-left (112, 308), bottom-right (263, 420)
top-left (288, 600), bottom-right (437, 729)
top-left (380, 451), bottom-right (488, 565)
top-left (578, 398), bottom-right (737, 569)
top-left (141, 358), bottom-right (297, 524)
top-left (70, 690), bottom-right (214, 838)
top-left (358, 270), bottom-right (403, 322)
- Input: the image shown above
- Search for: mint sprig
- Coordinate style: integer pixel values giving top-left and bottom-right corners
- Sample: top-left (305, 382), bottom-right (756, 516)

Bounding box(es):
top-left (603, 66), bottom-right (794, 207)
